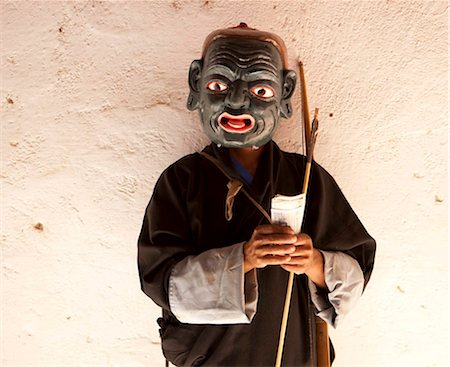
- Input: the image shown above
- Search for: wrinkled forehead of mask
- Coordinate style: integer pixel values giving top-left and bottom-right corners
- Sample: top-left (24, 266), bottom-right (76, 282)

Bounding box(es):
top-left (201, 23), bottom-right (289, 69)
top-left (203, 37), bottom-right (283, 77)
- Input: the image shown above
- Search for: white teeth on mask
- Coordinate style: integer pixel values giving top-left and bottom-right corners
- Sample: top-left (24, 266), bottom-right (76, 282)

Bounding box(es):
top-left (252, 145), bottom-right (260, 150)
top-left (217, 143), bottom-right (222, 148)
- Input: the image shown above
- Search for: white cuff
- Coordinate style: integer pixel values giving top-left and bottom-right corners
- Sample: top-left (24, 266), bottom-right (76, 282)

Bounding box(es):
top-left (308, 250), bottom-right (364, 328)
top-left (169, 242), bottom-right (258, 324)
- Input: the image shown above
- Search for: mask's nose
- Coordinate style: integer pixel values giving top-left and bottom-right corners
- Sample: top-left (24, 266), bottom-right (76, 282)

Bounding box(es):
top-left (225, 80), bottom-right (250, 110)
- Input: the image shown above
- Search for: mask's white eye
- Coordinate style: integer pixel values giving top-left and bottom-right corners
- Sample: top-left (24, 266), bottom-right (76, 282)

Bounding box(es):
top-left (250, 86), bottom-right (275, 99)
top-left (206, 81), bottom-right (228, 92)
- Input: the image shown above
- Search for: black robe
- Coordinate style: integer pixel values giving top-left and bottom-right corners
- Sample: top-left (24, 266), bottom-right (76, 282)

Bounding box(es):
top-left (138, 141), bottom-right (376, 366)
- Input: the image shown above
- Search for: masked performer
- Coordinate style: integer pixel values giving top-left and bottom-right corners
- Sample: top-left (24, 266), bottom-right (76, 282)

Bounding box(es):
top-left (138, 24), bottom-right (376, 367)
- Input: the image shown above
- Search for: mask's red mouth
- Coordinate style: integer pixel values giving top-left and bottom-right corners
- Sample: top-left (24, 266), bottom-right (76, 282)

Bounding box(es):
top-left (218, 112), bottom-right (255, 134)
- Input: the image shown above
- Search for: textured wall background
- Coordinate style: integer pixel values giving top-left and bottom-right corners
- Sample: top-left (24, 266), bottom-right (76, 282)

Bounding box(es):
top-left (1, 1), bottom-right (448, 366)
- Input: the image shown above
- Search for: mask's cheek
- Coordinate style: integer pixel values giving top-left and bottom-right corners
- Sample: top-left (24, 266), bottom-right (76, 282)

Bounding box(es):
top-left (201, 93), bottom-right (225, 109)
top-left (200, 95), bottom-right (225, 122)
top-left (251, 96), bottom-right (278, 111)
top-left (199, 108), bottom-right (221, 131)
top-left (256, 103), bottom-right (280, 127)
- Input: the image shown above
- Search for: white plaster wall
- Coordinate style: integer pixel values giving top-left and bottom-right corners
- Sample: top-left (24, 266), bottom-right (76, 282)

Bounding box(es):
top-left (1, 1), bottom-right (447, 366)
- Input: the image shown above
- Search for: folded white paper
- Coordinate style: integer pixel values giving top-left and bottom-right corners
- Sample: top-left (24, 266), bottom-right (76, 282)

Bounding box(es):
top-left (270, 193), bottom-right (306, 234)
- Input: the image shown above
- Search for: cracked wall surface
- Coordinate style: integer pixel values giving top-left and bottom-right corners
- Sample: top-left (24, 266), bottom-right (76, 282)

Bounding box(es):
top-left (1, 1), bottom-right (448, 366)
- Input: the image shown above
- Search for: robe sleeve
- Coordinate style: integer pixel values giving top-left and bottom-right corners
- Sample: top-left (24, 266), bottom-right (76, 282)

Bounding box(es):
top-left (169, 242), bottom-right (258, 324)
top-left (137, 159), bottom-right (258, 322)
top-left (137, 161), bottom-right (195, 310)
top-left (308, 250), bottom-right (364, 328)
top-left (305, 161), bottom-right (376, 289)
top-left (302, 161), bottom-right (376, 327)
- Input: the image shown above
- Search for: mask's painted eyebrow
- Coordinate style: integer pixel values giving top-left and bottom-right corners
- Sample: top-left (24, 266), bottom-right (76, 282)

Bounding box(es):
top-left (204, 65), bottom-right (234, 81)
top-left (245, 70), bottom-right (280, 83)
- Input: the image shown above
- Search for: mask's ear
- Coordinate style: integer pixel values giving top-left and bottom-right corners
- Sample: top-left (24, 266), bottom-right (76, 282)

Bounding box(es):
top-left (280, 69), bottom-right (297, 118)
top-left (187, 59), bottom-right (203, 111)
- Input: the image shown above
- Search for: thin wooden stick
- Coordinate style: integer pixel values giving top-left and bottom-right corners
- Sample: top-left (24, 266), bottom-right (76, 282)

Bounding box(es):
top-left (275, 270), bottom-right (295, 367)
top-left (298, 61), bottom-right (331, 367)
top-left (302, 109), bottom-right (319, 194)
top-left (275, 111), bottom-right (319, 367)
top-left (299, 62), bottom-right (311, 156)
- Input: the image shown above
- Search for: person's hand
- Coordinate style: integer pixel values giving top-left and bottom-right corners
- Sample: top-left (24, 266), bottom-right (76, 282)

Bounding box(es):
top-left (243, 224), bottom-right (297, 273)
top-left (280, 233), bottom-right (314, 274)
top-left (281, 233), bottom-right (326, 288)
